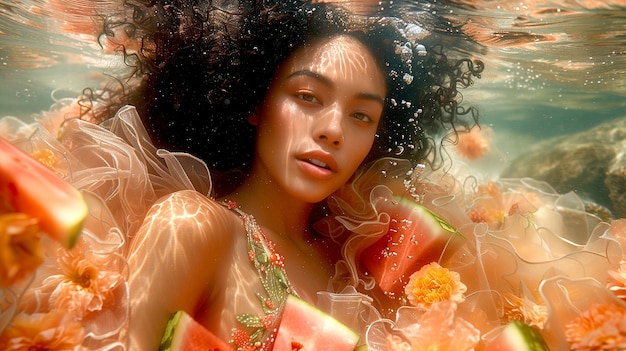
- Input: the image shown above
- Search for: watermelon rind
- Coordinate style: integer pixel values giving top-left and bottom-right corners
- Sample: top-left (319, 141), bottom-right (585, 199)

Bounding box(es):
top-left (395, 196), bottom-right (461, 237)
top-left (159, 310), bottom-right (235, 351)
top-left (512, 321), bottom-right (550, 351)
top-left (359, 195), bottom-right (464, 296)
top-left (159, 311), bottom-right (184, 351)
top-left (486, 321), bottom-right (550, 351)
top-left (0, 137), bottom-right (88, 248)
top-left (273, 295), bottom-right (360, 351)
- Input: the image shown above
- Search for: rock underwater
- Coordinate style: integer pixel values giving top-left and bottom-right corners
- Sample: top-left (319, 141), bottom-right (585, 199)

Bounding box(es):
top-left (503, 116), bottom-right (626, 219)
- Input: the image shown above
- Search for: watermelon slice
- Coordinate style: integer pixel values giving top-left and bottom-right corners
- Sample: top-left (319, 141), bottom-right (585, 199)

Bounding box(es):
top-left (273, 295), bottom-right (360, 351)
top-left (160, 297), bottom-right (360, 351)
top-left (484, 321), bottom-right (550, 351)
top-left (0, 137), bottom-right (87, 248)
top-left (359, 196), bottom-right (461, 297)
top-left (159, 311), bottom-right (235, 351)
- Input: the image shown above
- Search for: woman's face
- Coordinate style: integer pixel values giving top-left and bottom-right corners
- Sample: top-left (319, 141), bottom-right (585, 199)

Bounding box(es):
top-left (250, 35), bottom-right (386, 203)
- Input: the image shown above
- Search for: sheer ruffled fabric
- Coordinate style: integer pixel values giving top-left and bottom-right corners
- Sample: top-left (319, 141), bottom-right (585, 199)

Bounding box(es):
top-left (0, 102), bottom-right (210, 350)
top-left (315, 159), bottom-right (475, 305)
top-left (2, 101), bottom-right (626, 350)
top-left (317, 158), bottom-right (626, 350)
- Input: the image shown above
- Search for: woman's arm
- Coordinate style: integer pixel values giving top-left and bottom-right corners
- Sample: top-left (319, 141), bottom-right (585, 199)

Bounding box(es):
top-left (126, 190), bottom-right (233, 350)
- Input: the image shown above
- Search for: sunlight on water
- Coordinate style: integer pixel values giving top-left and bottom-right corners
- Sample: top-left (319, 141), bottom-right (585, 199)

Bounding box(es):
top-left (433, 0), bottom-right (626, 159)
top-left (2, 2), bottom-right (626, 348)
top-left (0, 0), bottom-right (125, 116)
top-left (1, 0), bottom-right (625, 167)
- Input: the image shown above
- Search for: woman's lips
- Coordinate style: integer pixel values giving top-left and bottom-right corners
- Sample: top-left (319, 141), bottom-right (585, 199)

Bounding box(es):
top-left (296, 150), bottom-right (338, 176)
top-left (307, 158), bottom-right (329, 169)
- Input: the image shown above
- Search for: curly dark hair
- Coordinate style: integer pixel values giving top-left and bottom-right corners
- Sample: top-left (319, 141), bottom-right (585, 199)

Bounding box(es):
top-left (96, 0), bottom-right (483, 172)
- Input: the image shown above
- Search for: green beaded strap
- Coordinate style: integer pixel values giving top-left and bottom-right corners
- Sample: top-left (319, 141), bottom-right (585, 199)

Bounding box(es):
top-left (222, 200), bottom-right (297, 350)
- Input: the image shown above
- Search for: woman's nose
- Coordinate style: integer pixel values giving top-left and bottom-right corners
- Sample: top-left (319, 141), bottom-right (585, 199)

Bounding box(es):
top-left (314, 106), bottom-right (344, 147)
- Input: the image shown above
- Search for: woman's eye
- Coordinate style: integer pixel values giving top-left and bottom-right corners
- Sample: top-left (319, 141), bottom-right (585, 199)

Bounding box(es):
top-left (296, 93), bottom-right (320, 104)
top-left (352, 112), bottom-right (372, 122)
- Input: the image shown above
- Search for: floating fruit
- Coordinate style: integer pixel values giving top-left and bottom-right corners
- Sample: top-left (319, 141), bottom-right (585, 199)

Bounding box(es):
top-left (484, 321), bottom-right (550, 351)
top-left (0, 137), bottom-right (87, 248)
top-left (161, 295), bottom-right (360, 351)
top-left (359, 196), bottom-right (461, 297)
top-left (159, 310), bottom-right (234, 351)
top-left (273, 295), bottom-right (360, 351)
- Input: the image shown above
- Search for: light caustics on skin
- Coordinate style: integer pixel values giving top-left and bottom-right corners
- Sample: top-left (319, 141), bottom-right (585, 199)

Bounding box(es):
top-left (251, 35), bottom-right (386, 204)
top-left (127, 191), bottom-right (240, 347)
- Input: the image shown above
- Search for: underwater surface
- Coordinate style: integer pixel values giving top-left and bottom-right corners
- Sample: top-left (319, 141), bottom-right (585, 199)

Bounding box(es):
top-left (1, 0), bottom-right (626, 175)
top-left (1, 2), bottom-right (626, 349)
top-left (439, 0), bottom-right (626, 161)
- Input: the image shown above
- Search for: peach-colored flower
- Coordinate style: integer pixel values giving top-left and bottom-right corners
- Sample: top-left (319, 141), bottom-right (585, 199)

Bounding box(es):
top-left (39, 241), bottom-right (124, 321)
top-left (502, 292), bottom-right (548, 329)
top-left (502, 190), bottom-right (541, 217)
top-left (0, 310), bottom-right (85, 350)
top-left (455, 125), bottom-right (491, 161)
top-left (405, 262), bottom-right (466, 309)
top-left (565, 303), bottom-right (626, 351)
top-left (30, 148), bottom-right (65, 178)
top-left (466, 204), bottom-right (504, 228)
top-left (466, 182), bottom-right (505, 228)
top-left (465, 182), bottom-right (542, 230)
top-left (386, 301), bottom-right (480, 351)
top-left (607, 258), bottom-right (626, 302)
top-left (0, 214), bottom-right (44, 288)
top-left (35, 99), bottom-right (82, 137)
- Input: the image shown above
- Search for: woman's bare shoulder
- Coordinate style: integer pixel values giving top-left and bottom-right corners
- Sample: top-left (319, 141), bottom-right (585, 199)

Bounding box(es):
top-left (130, 190), bottom-right (240, 255)
top-left (151, 189), bottom-right (236, 224)
top-left (151, 189), bottom-right (227, 211)
top-left (127, 190), bottom-right (241, 350)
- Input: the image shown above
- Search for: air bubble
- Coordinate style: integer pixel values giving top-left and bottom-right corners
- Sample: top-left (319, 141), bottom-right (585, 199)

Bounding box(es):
top-left (403, 73), bottom-right (414, 84)
top-left (416, 44), bottom-right (427, 56)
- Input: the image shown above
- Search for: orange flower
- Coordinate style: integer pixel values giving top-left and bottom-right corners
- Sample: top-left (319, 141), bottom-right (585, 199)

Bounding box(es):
top-left (35, 98), bottom-right (82, 136)
top-left (35, 239), bottom-right (125, 323)
top-left (0, 310), bottom-right (84, 350)
top-left (465, 182), bottom-right (541, 229)
top-left (30, 148), bottom-right (65, 178)
top-left (565, 303), bottom-right (626, 351)
top-left (607, 258), bottom-right (626, 302)
top-left (502, 292), bottom-right (548, 329)
top-left (405, 262), bottom-right (466, 309)
top-left (0, 214), bottom-right (44, 288)
top-left (455, 125), bottom-right (491, 161)
top-left (386, 301), bottom-right (480, 351)
top-left (466, 182), bottom-right (505, 228)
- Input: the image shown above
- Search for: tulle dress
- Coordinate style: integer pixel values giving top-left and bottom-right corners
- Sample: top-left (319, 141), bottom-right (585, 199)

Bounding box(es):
top-left (1, 103), bottom-right (626, 351)
top-left (0, 104), bottom-right (213, 350)
top-left (0, 103), bottom-right (376, 350)
top-left (0, 103), bottom-right (313, 350)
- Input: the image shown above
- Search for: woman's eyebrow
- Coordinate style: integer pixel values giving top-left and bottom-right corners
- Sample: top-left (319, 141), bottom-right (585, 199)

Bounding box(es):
top-left (288, 69), bottom-right (385, 106)
top-left (356, 92), bottom-right (385, 106)
top-left (288, 69), bottom-right (333, 86)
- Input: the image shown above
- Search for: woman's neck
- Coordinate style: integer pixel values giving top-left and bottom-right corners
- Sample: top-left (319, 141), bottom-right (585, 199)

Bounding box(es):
top-left (221, 174), bottom-right (313, 246)
top-left (219, 169), bottom-right (340, 299)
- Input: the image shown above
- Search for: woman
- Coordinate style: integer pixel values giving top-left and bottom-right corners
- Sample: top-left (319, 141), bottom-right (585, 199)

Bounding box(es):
top-left (108, 0), bottom-right (482, 349)
top-left (0, 1), bottom-right (481, 350)
top-left (3, 1), bottom-right (625, 351)
top-left (128, 33), bottom-right (386, 349)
